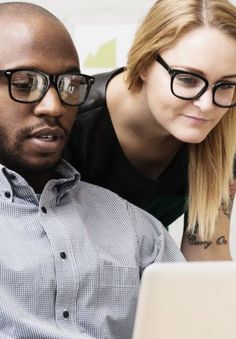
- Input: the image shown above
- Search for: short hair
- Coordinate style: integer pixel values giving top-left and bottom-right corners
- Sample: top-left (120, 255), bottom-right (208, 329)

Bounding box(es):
top-left (0, 2), bottom-right (76, 61)
top-left (0, 2), bottom-right (69, 36)
top-left (0, 2), bottom-right (59, 21)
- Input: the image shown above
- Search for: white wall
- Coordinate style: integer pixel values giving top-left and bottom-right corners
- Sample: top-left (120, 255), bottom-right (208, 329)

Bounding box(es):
top-left (3, 0), bottom-right (234, 24)
top-left (2, 0), bottom-right (236, 74)
top-left (2, 0), bottom-right (155, 24)
top-left (0, 0), bottom-right (157, 74)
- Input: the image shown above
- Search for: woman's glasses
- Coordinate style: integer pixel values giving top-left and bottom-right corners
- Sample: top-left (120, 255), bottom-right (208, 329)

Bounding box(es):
top-left (156, 54), bottom-right (236, 108)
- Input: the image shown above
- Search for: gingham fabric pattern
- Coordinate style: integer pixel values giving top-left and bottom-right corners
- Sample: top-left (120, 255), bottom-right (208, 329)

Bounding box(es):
top-left (0, 160), bottom-right (185, 339)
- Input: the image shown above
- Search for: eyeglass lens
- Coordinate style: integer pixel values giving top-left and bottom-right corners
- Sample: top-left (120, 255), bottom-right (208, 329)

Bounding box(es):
top-left (10, 70), bottom-right (88, 105)
top-left (173, 73), bottom-right (236, 107)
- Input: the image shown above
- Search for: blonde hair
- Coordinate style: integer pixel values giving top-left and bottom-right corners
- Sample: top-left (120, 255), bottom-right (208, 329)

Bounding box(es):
top-left (126, 0), bottom-right (236, 239)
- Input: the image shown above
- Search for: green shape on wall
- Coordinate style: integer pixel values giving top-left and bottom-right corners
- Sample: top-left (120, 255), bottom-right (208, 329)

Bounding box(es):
top-left (84, 38), bottom-right (116, 68)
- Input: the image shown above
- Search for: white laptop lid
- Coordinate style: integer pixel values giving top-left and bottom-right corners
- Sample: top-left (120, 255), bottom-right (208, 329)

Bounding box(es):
top-left (132, 262), bottom-right (236, 339)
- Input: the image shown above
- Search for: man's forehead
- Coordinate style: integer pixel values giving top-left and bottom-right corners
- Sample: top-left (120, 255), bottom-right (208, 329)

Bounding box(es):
top-left (0, 17), bottom-right (79, 70)
top-left (0, 15), bottom-right (66, 39)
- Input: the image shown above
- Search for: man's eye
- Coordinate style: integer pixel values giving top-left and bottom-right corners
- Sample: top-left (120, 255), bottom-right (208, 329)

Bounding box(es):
top-left (11, 75), bottom-right (37, 91)
top-left (59, 78), bottom-right (80, 94)
top-left (12, 81), bottom-right (32, 90)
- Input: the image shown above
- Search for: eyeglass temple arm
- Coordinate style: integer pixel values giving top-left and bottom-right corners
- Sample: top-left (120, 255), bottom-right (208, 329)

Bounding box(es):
top-left (87, 76), bottom-right (94, 85)
top-left (87, 76), bottom-right (95, 88)
top-left (156, 54), bottom-right (171, 73)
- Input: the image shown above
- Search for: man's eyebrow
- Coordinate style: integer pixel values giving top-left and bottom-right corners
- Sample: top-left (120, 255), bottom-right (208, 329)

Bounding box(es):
top-left (62, 66), bottom-right (81, 73)
top-left (4, 66), bottom-right (81, 73)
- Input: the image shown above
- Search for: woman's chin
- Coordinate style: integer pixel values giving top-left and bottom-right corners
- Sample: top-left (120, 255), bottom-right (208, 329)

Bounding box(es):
top-left (173, 131), bottom-right (209, 144)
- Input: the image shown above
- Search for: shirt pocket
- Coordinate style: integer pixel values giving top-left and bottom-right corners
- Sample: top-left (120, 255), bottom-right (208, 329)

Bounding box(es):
top-left (77, 265), bottom-right (140, 339)
top-left (99, 264), bottom-right (140, 287)
top-left (98, 265), bottom-right (140, 338)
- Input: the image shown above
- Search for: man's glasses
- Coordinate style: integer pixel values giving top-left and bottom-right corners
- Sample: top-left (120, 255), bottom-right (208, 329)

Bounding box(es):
top-left (156, 54), bottom-right (236, 108)
top-left (0, 69), bottom-right (94, 106)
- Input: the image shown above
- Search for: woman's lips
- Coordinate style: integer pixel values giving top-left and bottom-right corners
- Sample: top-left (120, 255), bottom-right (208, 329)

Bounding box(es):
top-left (183, 114), bottom-right (210, 123)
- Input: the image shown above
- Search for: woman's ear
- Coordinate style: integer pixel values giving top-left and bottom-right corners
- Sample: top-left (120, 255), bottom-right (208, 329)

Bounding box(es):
top-left (140, 69), bottom-right (147, 82)
top-left (140, 62), bottom-right (154, 82)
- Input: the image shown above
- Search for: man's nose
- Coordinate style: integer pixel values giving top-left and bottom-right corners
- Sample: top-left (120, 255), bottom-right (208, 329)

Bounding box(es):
top-left (33, 86), bottom-right (66, 118)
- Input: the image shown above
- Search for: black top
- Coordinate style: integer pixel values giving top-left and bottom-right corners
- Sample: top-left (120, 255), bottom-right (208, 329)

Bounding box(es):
top-left (66, 68), bottom-right (189, 228)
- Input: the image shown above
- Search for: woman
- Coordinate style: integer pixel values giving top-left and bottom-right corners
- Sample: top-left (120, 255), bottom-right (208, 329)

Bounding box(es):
top-left (67, 0), bottom-right (236, 260)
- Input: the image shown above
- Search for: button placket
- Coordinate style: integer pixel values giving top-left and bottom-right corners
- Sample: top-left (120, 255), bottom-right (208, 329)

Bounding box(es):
top-left (60, 252), bottom-right (67, 259)
top-left (63, 310), bottom-right (70, 319)
top-left (4, 191), bottom-right (11, 199)
top-left (39, 203), bottom-right (77, 330)
top-left (41, 206), bottom-right (47, 213)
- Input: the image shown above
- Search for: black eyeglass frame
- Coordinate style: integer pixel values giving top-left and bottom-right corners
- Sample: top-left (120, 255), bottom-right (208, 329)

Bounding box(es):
top-left (156, 54), bottom-right (236, 108)
top-left (0, 68), bottom-right (95, 106)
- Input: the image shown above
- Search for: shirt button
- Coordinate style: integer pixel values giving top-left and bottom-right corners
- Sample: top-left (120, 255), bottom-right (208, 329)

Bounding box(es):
top-left (41, 206), bottom-right (47, 213)
top-left (60, 252), bottom-right (67, 259)
top-left (63, 310), bottom-right (69, 318)
top-left (4, 191), bottom-right (11, 198)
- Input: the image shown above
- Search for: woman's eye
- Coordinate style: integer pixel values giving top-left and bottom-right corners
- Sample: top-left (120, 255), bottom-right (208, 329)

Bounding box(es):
top-left (175, 74), bottom-right (201, 87)
top-left (218, 83), bottom-right (235, 91)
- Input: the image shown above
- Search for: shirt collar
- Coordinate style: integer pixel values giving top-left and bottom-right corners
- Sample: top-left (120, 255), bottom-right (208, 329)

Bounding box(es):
top-left (0, 159), bottom-right (81, 201)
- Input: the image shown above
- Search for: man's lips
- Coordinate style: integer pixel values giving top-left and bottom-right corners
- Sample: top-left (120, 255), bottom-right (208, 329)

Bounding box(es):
top-left (29, 127), bottom-right (65, 140)
top-left (24, 127), bottom-right (67, 154)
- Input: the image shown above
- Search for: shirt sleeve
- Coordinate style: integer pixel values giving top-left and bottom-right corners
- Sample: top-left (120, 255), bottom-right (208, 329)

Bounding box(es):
top-left (128, 202), bottom-right (186, 272)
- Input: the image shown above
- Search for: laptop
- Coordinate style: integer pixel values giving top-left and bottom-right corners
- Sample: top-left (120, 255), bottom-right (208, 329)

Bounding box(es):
top-left (132, 262), bottom-right (236, 339)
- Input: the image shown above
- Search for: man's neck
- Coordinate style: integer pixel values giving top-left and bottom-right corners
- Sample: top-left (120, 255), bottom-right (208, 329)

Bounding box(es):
top-left (18, 171), bottom-right (52, 194)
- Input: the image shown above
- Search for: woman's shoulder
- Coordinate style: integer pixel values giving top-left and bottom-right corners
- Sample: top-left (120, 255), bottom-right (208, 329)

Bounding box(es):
top-left (79, 67), bottom-right (125, 114)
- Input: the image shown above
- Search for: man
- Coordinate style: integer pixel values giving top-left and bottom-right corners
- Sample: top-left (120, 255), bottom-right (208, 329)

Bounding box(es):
top-left (0, 2), bottom-right (184, 339)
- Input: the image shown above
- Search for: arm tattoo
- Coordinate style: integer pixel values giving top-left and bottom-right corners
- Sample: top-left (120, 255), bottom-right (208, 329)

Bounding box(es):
top-left (186, 233), bottom-right (227, 248)
top-left (222, 198), bottom-right (234, 219)
top-left (186, 232), bottom-right (212, 249)
top-left (223, 180), bottom-right (236, 219)
top-left (216, 236), bottom-right (228, 245)
top-left (186, 224), bottom-right (228, 248)
top-left (184, 204), bottom-right (231, 249)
